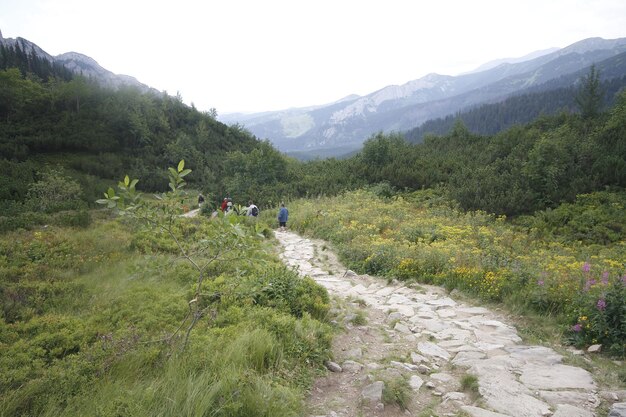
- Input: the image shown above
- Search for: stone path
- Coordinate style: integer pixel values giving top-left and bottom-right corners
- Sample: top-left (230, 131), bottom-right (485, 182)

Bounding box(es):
top-left (274, 230), bottom-right (621, 417)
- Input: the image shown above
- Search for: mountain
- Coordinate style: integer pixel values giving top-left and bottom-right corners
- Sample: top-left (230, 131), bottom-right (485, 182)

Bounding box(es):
top-left (221, 37), bottom-right (626, 157)
top-left (463, 47), bottom-right (560, 74)
top-left (0, 30), bottom-right (155, 93)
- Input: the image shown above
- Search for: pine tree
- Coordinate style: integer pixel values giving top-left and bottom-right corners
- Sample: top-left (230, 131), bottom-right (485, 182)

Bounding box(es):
top-left (575, 64), bottom-right (603, 119)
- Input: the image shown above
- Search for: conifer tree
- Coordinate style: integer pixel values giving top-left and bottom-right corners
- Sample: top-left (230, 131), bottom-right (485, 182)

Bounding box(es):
top-left (575, 64), bottom-right (603, 119)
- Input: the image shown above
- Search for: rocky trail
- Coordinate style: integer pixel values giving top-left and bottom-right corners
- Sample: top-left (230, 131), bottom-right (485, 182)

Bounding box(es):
top-left (274, 230), bottom-right (626, 417)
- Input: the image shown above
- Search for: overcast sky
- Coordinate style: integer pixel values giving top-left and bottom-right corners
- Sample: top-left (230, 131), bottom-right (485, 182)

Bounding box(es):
top-left (2, 0), bottom-right (626, 113)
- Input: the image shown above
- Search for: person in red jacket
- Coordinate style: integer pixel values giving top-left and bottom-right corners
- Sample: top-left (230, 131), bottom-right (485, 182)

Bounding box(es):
top-left (220, 197), bottom-right (228, 212)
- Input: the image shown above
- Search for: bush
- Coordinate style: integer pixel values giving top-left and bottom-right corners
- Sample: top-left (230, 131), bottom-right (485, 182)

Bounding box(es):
top-left (568, 271), bottom-right (626, 357)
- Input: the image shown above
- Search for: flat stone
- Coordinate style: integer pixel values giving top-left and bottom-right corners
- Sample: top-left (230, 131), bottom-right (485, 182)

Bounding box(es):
top-left (413, 310), bottom-right (437, 320)
top-left (361, 381), bottom-right (384, 404)
top-left (460, 406), bottom-right (512, 417)
top-left (474, 329), bottom-right (521, 346)
top-left (588, 344), bottom-right (602, 353)
top-left (425, 297), bottom-right (457, 308)
top-left (346, 284), bottom-right (369, 295)
top-left (394, 322), bottom-right (412, 334)
top-left (390, 361), bottom-right (418, 372)
top-left (507, 345), bottom-right (563, 365)
top-left (418, 341), bottom-right (451, 360)
top-left (452, 320), bottom-right (476, 331)
top-left (409, 375), bottom-right (424, 390)
top-left (438, 338), bottom-right (468, 347)
top-left (437, 308), bottom-right (457, 318)
top-left (387, 312), bottom-right (404, 322)
top-left (410, 352), bottom-right (428, 364)
top-left (387, 293), bottom-right (412, 305)
top-left (539, 390), bottom-right (592, 407)
top-left (443, 391), bottom-right (466, 403)
top-left (520, 364), bottom-right (596, 390)
top-left (385, 304), bottom-right (415, 317)
top-left (552, 404), bottom-right (594, 417)
top-left (469, 364), bottom-right (551, 417)
top-left (452, 350), bottom-right (487, 367)
top-left (474, 341), bottom-right (506, 352)
top-left (430, 372), bottom-right (454, 384)
top-left (416, 319), bottom-right (449, 333)
top-left (601, 391), bottom-right (626, 401)
top-left (417, 364), bottom-right (430, 374)
top-left (341, 360), bottom-right (363, 373)
top-left (457, 307), bottom-right (491, 315)
top-left (609, 403), bottom-right (626, 417)
top-left (325, 361), bottom-right (342, 372)
top-left (375, 287), bottom-right (395, 297)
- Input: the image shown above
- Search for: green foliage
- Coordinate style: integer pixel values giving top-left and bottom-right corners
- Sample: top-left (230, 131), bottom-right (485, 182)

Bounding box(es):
top-left (576, 64), bottom-right (604, 119)
top-left (568, 270), bottom-right (626, 357)
top-left (26, 166), bottom-right (85, 213)
top-left (288, 190), bottom-right (626, 357)
top-left (0, 157), bottom-right (332, 416)
top-left (382, 377), bottom-right (411, 410)
top-left (0, 215), bottom-right (332, 416)
top-left (519, 191), bottom-right (626, 244)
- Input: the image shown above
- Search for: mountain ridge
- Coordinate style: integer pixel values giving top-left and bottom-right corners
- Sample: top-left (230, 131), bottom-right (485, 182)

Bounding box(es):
top-left (220, 36), bottom-right (626, 156)
top-left (0, 32), bottom-right (155, 93)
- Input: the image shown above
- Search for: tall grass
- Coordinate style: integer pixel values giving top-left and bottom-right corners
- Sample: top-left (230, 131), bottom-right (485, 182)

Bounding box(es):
top-left (0, 215), bottom-right (332, 416)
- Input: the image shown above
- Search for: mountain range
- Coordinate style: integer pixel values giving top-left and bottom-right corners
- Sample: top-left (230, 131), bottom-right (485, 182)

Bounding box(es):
top-left (220, 37), bottom-right (626, 158)
top-left (0, 29), bottom-right (155, 93)
top-left (2, 30), bottom-right (626, 159)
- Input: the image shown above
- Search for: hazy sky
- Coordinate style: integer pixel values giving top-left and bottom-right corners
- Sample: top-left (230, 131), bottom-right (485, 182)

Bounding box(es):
top-left (2, 0), bottom-right (625, 113)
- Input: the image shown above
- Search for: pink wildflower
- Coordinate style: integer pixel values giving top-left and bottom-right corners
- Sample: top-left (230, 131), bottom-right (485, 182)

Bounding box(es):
top-left (596, 298), bottom-right (606, 311)
top-left (571, 323), bottom-right (582, 332)
top-left (601, 271), bottom-right (609, 285)
top-left (581, 262), bottom-right (591, 273)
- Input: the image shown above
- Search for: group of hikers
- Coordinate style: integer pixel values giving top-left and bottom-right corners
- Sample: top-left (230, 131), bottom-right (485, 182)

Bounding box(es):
top-left (197, 194), bottom-right (289, 230)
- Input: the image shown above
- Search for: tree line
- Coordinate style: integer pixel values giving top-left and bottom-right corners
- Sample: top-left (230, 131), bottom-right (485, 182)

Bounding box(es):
top-left (1, 59), bottom-right (625, 226)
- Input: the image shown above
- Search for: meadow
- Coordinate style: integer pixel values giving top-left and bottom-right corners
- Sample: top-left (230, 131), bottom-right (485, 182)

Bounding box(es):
top-left (0, 211), bottom-right (332, 417)
top-left (288, 188), bottom-right (626, 358)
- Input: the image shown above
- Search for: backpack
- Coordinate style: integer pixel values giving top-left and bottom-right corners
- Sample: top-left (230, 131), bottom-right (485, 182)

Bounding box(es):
top-left (250, 206), bottom-right (259, 216)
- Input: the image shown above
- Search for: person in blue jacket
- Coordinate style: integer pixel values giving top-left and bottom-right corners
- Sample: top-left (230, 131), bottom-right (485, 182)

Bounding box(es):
top-left (277, 202), bottom-right (288, 231)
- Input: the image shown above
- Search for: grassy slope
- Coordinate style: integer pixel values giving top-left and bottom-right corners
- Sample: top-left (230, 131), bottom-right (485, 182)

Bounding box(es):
top-left (0, 214), bottom-right (332, 417)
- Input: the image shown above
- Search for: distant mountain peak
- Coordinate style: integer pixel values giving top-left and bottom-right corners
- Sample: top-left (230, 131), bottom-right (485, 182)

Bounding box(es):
top-left (56, 52), bottom-right (100, 67)
top-left (0, 33), bottom-right (155, 93)
top-left (464, 47), bottom-right (561, 74)
top-left (220, 36), bottom-right (626, 157)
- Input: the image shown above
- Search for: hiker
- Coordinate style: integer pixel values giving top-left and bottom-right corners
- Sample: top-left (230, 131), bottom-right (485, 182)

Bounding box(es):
top-left (225, 201), bottom-right (239, 215)
top-left (220, 197), bottom-right (228, 212)
top-left (277, 202), bottom-right (288, 231)
top-left (197, 194), bottom-right (205, 208)
top-left (247, 201), bottom-right (259, 217)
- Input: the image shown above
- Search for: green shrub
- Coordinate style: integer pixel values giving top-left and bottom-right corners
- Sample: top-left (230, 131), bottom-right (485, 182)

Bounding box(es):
top-left (568, 272), bottom-right (626, 357)
top-left (382, 377), bottom-right (411, 410)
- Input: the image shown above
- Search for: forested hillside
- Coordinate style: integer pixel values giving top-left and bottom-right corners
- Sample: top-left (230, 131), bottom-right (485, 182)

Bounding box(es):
top-left (405, 74), bottom-right (626, 143)
top-left (0, 48), bottom-right (291, 232)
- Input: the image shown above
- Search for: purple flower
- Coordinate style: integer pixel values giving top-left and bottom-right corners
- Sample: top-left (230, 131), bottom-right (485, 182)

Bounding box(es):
top-left (537, 279), bottom-right (544, 286)
top-left (584, 278), bottom-right (597, 291)
top-left (581, 262), bottom-right (591, 273)
top-left (596, 298), bottom-right (606, 311)
top-left (571, 323), bottom-right (582, 332)
top-left (622, 275), bottom-right (626, 285)
top-left (601, 271), bottom-right (609, 285)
